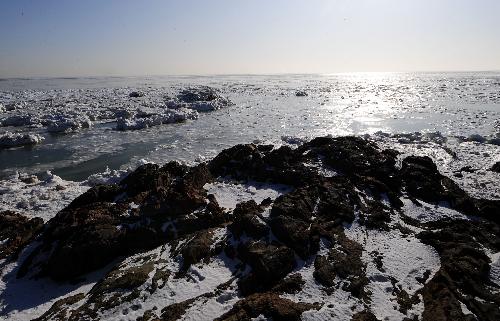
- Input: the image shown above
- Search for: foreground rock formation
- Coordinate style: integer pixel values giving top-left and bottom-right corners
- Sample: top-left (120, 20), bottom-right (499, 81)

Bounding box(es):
top-left (1, 136), bottom-right (499, 321)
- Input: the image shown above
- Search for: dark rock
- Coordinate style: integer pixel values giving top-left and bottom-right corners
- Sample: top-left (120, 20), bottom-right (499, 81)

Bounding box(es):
top-left (271, 273), bottom-right (305, 294)
top-left (237, 241), bottom-right (296, 295)
top-left (313, 233), bottom-right (368, 299)
top-left (359, 200), bottom-right (391, 230)
top-left (295, 91), bottom-right (308, 97)
top-left (216, 292), bottom-right (318, 321)
top-left (129, 91), bottom-right (144, 98)
top-left (179, 230), bottom-right (214, 271)
top-left (270, 180), bottom-right (358, 258)
top-left (418, 219), bottom-right (500, 321)
top-left (300, 136), bottom-right (399, 190)
top-left (160, 298), bottom-right (196, 321)
top-left (17, 162), bottom-right (223, 281)
top-left (400, 156), bottom-right (478, 216)
top-left (491, 161), bottom-right (500, 173)
top-left (0, 210), bottom-right (43, 260)
top-left (34, 293), bottom-right (85, 321)
top-left (229, 200), bottom-right (269, 239)
top-left (209, 144), bottom-right (264, 181)
top-left (351, 310), bottom-right (381, 321)
top-left (67, 184), bottom-right (121, 209)
top-left (91, 262), bottom-right (155, 294)
top-left (313, 255), bottom-right (337, 287)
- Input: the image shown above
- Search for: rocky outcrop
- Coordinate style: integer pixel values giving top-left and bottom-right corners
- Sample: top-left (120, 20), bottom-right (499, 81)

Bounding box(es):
top-left (216, 292), bottom-right (319, 321)
top-left (237, 241), bottom-right (296, 295)
top-left (7, 136), bottom-right (500, 321)
top-left (418, 219), bottom-right (500, 321)
top-left (17, 162), bottom-right (225, 281)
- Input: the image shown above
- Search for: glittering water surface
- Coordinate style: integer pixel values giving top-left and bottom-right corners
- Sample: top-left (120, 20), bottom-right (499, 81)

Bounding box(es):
top-left (1, 72), bottom-right (499, 180)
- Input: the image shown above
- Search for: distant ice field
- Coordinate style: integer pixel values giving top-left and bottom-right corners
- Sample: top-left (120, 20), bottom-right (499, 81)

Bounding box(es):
top-left (0, 72), bottom-right (499, 182)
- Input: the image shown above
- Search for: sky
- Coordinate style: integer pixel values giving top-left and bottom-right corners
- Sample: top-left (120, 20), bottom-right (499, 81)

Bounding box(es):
top-left (0, 0), bottom-right (499, 77)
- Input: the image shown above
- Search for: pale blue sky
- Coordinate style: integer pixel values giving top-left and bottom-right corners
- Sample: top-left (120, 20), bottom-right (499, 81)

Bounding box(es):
top-left (0, 0), bottom-right (499, 77)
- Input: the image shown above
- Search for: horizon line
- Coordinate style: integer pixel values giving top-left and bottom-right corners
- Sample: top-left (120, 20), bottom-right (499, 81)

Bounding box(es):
top-left (1, 69), bottom-right (500, 81)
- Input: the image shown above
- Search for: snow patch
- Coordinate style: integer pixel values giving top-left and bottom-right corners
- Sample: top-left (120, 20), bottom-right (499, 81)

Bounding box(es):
top-left (204, 180), bottom-right (292, 211)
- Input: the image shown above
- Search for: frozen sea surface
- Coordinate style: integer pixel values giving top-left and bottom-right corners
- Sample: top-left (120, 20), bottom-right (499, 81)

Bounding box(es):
top-left (1, 72), bottom-right (499, 182)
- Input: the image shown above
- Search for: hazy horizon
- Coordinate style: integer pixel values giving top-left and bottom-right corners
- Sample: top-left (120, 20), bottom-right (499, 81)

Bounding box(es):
top-left (1, 0), bottom-right (499, 78)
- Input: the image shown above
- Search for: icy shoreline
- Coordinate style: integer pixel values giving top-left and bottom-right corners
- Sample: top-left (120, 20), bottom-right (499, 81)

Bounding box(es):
top-left (1, 132), bottom-right (498, 223)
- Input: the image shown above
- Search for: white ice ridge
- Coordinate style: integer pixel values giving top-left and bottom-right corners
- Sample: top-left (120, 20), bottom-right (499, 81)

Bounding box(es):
top-left (0, 131), bottom-right (44, 148)
top-left (116, 108), bottom-right (198, 131)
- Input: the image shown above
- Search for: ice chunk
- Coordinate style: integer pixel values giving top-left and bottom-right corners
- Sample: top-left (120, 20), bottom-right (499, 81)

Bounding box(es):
top-left (45, 114), bottom-right (92, 133)
top-left (0, 131), bottom-right (44, 148)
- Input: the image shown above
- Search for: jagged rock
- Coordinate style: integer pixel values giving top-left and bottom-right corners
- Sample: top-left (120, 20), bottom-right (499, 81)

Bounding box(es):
top-left (237, 241), bottom-right (296, 295)
top-left (313, 255), bottom-right (337, 287)
top-left (229, 200), bottom-right (269, 239)
top-left (160, 298), bottom-right (197, 321)
top-left (0, 210), bottom-right (44, 260)
top-left (491, 161), bottom-right (500, 173)
top-left (300, 136), bottom-right (399, 187)
top-left (34, 293), bottom-right (85, 321)
top-left (358, 200), bottom-right (391, 230)
top-left (17, 162), bottom-right (224, 281)
top-left (313, 233), bottom-right (368, 299)
top-left (271, 273), bottom-right (305, 294)
top-left (270, 179), bottom-right (358, 258)
top-left (179, 229), bottom-right (214, 271)
top-left (418, 219), bottom-right (500, 321)
top-left (216, 292), bottom-right (318, 321)
top-left (351, 310), bottom-right (381, 321)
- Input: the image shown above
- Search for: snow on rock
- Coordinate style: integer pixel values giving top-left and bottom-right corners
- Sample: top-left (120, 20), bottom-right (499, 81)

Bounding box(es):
top-left (204, 180), bottom-right (292, 211)
top-left (372, 133), bottom-right (500, 200)
top-left (0, 132), bottom-right (44, 148)
top-left (282, 241), bottom-right (363, 321)
top-left (0, 250), bottom-right (114, 321)
top-left (344, 216), bottom-right (441, 321)
top-left (400, 198), bottom-right (468, 223)
top-left (489, 252), bottom-right (500, 288)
